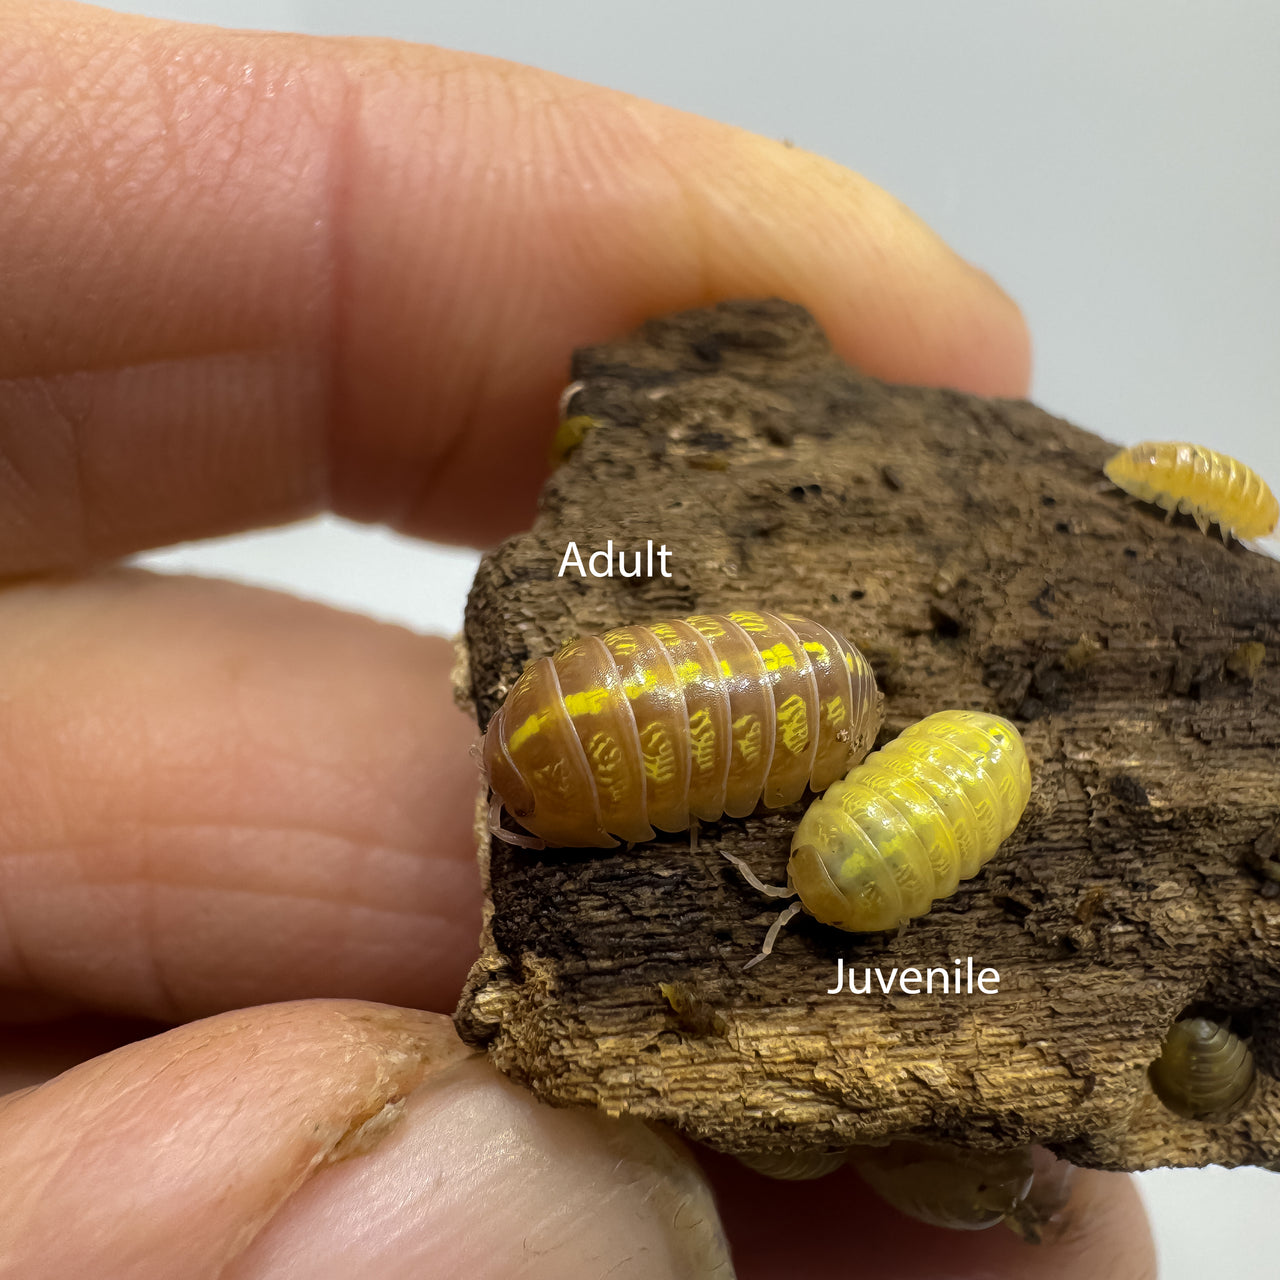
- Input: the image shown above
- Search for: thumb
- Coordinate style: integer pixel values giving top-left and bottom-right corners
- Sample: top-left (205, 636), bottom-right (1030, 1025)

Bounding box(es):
top-left (0, 1001), bottom-right (730, 1280)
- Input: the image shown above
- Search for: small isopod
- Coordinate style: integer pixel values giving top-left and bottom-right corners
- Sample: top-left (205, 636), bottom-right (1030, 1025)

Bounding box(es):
top-left (483, 610), bottom-right (881, 848)
top-left (1148, 1016), bottom-right (1256, 1120)
top-left (736, 1149), bottom-right (848, 1180)
top-left (729, 710), bottom-right (1031, 967)
top-left (850, 1141), bottom-right (1037, 1231)
top-left (1103, 441), bottom-right (1279, 541)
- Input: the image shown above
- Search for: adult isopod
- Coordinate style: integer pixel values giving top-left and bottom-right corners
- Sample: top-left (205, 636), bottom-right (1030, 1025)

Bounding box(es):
top-left (1148, 1016), bottom-right (1256, 1120)
top-left (483, 610), bottom-right (881, 848)
top-left (729, 710), bottom-right (1031, 967)
top-left (1103, 441), bottom-right (1279, 541)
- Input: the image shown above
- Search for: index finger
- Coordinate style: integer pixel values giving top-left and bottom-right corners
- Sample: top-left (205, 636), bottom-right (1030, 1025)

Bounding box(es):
top-left (1, 0), bottom-right (1030, 573)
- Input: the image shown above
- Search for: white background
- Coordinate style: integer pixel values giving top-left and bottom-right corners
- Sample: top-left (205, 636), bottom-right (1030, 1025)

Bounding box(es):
top-left (107, 1), bottom-right (1279, 1273)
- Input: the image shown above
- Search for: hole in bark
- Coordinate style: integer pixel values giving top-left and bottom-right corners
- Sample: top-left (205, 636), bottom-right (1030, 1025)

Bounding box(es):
top-left (1108, 773), bottom-right (1150, 807)
top-left (930, 603), bottom-right (965, 638)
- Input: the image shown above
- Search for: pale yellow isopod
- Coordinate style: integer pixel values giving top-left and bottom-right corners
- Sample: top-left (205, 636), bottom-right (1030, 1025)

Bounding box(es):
top-left (726, 710), bottom-right (1032, 967)
top-left (1104, 441), bottom-right (1278, 541)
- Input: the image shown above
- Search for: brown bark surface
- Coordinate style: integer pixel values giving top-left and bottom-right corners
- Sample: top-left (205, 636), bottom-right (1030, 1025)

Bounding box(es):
top-left (454, 299), bottom-right (1280, 1171)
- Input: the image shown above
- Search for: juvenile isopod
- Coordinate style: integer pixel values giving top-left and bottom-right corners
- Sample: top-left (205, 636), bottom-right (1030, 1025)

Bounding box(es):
top-left (483, 610), bottom-right (881, 848)
top-left (729, 710), bottom-right (1031, 967)
top-left (1103, 441), bottom-right (1279, 541)
top-left (1148, 1016), bottom-right (1256, 1120)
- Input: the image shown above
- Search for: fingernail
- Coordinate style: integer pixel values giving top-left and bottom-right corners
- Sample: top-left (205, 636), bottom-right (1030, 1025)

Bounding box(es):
top-left (229, 1057), bottom-right (735, 1279)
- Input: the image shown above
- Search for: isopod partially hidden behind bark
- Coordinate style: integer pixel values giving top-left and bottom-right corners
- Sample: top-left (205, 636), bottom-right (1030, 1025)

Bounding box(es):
top-left (1149, 1016), bottom-right (1256, 1120)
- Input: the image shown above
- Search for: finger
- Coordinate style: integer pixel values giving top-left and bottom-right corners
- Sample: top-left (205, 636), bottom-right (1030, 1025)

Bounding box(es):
top-left (0, 1002), bottom-right (732, 1280)
top-left (699, 1149), bottom-right (1155, 1280)
top-left (0, 569), bottom-right (481, 1023)
top-left (1, 1), bottom-right (1030, 573)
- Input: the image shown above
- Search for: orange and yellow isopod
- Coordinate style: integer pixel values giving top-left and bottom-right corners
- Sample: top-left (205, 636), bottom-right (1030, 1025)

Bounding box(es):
top-left (1103, 441), bottom-right (1278, 541)
top-left (482, 610), bottom-right (881, 848)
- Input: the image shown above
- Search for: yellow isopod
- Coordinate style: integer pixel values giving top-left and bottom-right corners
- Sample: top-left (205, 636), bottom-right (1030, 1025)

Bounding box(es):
top-left (483, 610), bottom-right (881, 848)
top-left (1103, 441), bottom-right (1278, 541)
top-left (729, 710), bottom-right (1031, 967)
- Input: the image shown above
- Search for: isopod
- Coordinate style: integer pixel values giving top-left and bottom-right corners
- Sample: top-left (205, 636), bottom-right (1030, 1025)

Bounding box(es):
top-left (483, 610), bottom-right (881, 848)
top-left (731, 710), bottom-right (1031, 967)
top-left (736, 1149), bottom-right (848, 1181)
top-left (1148, 1016), bottom-right (1256, 1120)
top-left (1103, 441), bottom-right (1278, 541)
top-left (851, 1141), bottom-right (1037, 1231)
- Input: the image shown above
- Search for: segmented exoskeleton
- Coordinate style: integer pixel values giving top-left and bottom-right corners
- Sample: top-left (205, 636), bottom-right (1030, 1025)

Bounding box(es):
top-left (1149, 1017), bottom-right (1256, 1120)
top-left (1103, 441), bottom-right (1278, 541)
top-left (483, 610), bottom-right (881, 848)
top-left (728, 710), bottom-right (1031, 967)
top-left (735, 1149), bottom-right (849, 1181)
top-left (850, 1142), bottom-right (1038, 1231)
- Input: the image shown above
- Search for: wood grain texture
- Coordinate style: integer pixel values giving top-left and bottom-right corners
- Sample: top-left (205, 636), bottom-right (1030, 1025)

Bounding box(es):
top-left (454, 299), bottom-right (1280, 1172)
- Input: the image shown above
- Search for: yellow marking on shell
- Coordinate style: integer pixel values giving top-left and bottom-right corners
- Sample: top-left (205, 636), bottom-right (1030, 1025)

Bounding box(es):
top-left (688, 708), bottom-right (717, 772)
top-left (727, 611), bottom-right (769, 633)
top-left (823, 695), bottom-right (847, 728)
top-left (690, 618), bottom-right (728, 639)
top-left (759, 642), bottom-right (797, 672)
top-left (586, 732), bottom-right (628, 804)
top-left (506, 711), bottom-right (550, 754)
top-left (674, 659), bottom-right (706, 685)
top-left (775, 694), bottom-right (810, 754)
top-left (733, 713), bottom-right (764, 763)
top-left (528, 758), bottom-right (572, 800)
top-left (561, 686), bottom-right (614, 718)
top-left (621, 667), bottom-right (660, 699)
top-left (649, 623), bottom-right (681, 645)
top-left (803, 640), bottom-right (829, 659)
top-left (718, 659), bottom-right (734, 679)
top-left (640, 722), bottom-right (679, 784)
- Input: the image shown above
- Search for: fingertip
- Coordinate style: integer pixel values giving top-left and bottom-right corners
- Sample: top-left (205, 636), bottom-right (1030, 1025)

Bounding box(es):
top-left (228, 1057), bottom-right (734, 1280)
top-left (0, 1001), bottom-right (473, 1278)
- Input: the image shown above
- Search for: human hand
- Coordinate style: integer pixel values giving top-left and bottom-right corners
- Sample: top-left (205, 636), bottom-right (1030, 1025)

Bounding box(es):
top-left (0, 3), bottom-right (1154, 1275)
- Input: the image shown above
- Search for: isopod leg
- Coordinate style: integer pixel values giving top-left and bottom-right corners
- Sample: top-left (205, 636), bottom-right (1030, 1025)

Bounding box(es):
top-left (719, 849), bottom-right (795, 899)
top-left (556, 378), bottom-right (586, 418)
top-left (689, 817), bottom-right (699, 854)
top-left (488, 796), bottom-right (546, 851)
top-left (743, 901), bottom-right (803, 970)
